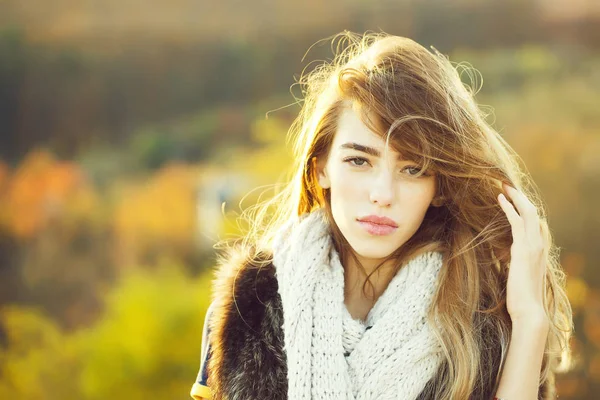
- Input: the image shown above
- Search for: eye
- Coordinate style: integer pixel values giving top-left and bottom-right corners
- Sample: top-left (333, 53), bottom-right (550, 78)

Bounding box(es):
top-left (343, 157), bottom-right (370, 167)
top-left (402, 166), bottom-right (425, 176)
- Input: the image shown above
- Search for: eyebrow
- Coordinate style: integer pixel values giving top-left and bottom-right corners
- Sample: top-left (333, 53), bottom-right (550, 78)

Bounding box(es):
top-left (340, 142), bottom-right (405, 160)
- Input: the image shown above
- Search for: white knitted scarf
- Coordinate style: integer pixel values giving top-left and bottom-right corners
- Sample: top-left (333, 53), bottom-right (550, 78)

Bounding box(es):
top-left (272, 208), bottom-right (445, 400)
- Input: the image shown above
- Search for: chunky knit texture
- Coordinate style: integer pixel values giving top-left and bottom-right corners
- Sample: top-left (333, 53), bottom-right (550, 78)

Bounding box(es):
top-left (271, 208), bottom-right (445, 400)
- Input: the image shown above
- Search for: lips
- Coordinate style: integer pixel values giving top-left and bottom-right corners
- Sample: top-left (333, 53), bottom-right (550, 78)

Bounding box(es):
top-left (356, 215), bottom-right (399, 236)
top-left (357, 215), bottom-right (399, 228)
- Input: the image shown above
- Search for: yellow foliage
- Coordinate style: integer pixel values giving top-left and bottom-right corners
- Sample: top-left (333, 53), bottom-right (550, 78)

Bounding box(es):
top-left (566, 277), bottom-right (589, 314)
top-left (113, 163), bottom-right (199, 262)
top-left (584, 292), bottom-right (600, 349)
top-left (250, 116), bottom-right (289, 145)
top-left (234, 115), bottom-right (294, 185)
top-left (0, 264), bottom-right (214, 400)
top-left (77, 260), bottom-right (212, 399)
top-left (0, 306), bottom-right (79, 399)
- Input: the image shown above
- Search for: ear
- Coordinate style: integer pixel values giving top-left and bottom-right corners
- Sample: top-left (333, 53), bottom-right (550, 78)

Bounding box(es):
top-left (312, 156), bottom-right (331, 189)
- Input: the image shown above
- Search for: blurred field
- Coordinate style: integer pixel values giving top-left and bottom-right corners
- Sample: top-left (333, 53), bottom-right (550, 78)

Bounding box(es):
top-left (0, 1), bottom-right (599, 398)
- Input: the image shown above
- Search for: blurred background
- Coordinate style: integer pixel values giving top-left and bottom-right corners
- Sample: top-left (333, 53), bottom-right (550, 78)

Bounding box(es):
top-left (0, 0), bottom-right (598, 398)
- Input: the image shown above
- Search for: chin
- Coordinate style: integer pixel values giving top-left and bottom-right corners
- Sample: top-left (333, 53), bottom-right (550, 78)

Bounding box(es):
top-left (347, 240), bottom-right (399, 261)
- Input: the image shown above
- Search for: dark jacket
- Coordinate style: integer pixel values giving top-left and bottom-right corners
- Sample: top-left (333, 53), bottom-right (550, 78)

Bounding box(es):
top-left (192, 248), bottom-right (555, 400)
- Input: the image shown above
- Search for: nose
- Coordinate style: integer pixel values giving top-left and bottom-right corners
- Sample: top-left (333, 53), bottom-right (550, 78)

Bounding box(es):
top-left (369, 168), bottom-right (394, 207)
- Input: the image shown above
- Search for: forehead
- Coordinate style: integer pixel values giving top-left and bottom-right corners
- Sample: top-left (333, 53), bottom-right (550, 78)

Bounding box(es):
top-left (333, 106), bottom-right (401, 157)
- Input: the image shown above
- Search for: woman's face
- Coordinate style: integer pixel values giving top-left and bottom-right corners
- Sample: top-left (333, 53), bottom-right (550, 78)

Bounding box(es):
top-left (316, 106), bottom-right (440, 263)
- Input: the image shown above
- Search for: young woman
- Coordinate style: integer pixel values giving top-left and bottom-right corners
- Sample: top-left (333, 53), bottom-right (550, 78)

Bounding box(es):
top-left (190, 31), bottom-right (573, 400)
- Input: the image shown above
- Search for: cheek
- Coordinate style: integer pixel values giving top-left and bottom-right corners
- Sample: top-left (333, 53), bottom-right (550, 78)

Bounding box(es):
top-left (400, 185), bottom-right (436, 216)
top-left (330, 167), bottom-right (367, 198)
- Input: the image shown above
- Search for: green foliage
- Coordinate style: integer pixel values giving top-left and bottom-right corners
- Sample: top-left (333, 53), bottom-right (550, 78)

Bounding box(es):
top-left (131, 128), bottom-right (179, 170)
top-left (0, 263), bottom-right (213, 400)
top-left (0, 306), bottom-right (80, 399)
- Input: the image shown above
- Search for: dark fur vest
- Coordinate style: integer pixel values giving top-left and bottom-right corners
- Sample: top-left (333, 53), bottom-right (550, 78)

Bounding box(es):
top-left (204, 247), bottom-right (554, 399)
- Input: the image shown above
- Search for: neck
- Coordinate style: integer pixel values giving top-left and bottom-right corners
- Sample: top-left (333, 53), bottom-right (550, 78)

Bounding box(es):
top-left (343, 252), bottom-right (398, 305)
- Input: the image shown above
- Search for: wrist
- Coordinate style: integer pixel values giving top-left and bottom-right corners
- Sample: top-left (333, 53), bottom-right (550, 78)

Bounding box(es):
top-left (510, 306), bottom-right (547, 324)
top-left (511, 313), bottom-right (550, 335)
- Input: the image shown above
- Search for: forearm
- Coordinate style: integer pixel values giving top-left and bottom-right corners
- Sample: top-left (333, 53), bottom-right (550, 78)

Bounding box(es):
top-left (495, 314), bottom-right (549, 399)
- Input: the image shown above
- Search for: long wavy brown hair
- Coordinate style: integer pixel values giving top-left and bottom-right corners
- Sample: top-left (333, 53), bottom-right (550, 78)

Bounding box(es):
top-left (226, 31), bottom-right (573, 399)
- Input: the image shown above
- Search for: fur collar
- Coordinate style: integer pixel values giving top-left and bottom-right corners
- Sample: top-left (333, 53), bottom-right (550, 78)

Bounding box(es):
top-left (206, 247), bottom-right (288, 399)
top-left (204, 245), bottom-right (554, 400)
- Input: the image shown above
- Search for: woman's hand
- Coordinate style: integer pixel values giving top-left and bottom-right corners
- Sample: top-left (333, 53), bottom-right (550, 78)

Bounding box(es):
top-left (497, 182), bottom-right (549, 325)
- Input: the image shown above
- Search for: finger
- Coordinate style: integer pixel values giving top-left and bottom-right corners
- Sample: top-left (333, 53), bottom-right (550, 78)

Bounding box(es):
top-left (498, 193), bottom-right (525, 242)
top-left (503, 184), bottom-right (541, 243)
top-left (502, 183), bottom-right (537, 219)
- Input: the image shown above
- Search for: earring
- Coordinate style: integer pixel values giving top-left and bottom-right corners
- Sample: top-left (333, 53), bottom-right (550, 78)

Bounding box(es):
top-left (431, 196), bottom-right (445, 207)
top-left (319, 180), bottom-right (330, 190)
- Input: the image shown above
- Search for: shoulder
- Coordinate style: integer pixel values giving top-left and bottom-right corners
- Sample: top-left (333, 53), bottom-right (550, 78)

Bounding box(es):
top-left (205, 245), bottom-right (286, 398)
top-left (209, 245), bottom-right (280, 330)
top-left (206, 243), bottom-right (283, 355)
